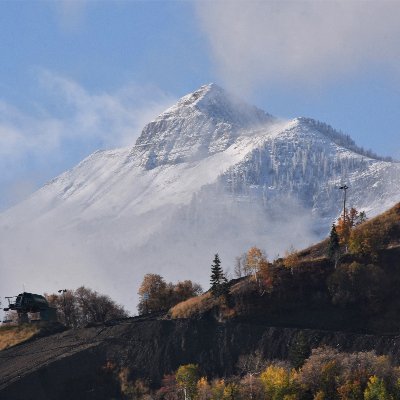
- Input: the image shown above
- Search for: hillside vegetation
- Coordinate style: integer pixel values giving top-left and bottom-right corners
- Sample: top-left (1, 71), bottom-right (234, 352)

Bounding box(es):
top-left (109, 347), bottom-right (400, 400)
top-left (0, 324), bottom-right (39, 351)
top-left (0, 322), bottom-right (66, 351)
top-left (170, 203), bottom-right (400, 334)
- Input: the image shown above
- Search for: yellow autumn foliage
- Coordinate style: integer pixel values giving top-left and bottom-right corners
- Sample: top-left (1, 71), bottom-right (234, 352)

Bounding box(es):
top-left (0, 324), bottom-right (39, 351)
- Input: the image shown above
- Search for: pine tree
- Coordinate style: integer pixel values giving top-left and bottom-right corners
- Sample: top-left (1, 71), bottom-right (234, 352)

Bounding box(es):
top-left (210, 254), bottom-right (227, 297)
top-left (288, 332), bottom-right (310, 369)
top-left (328, 224), bottom-right (340, 262)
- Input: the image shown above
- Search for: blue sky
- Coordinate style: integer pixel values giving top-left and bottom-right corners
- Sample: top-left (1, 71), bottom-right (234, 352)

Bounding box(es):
top-left (1, 1), bottom-right (400, 210)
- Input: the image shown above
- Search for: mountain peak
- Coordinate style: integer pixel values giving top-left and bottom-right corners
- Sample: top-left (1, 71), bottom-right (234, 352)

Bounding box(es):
top-left (175, 83), bottom-right (221, 105)
top-left (161, 83), bottom-right (272, 123)
top-left (172, 83), bottom-right (231, 111)
top-left (132, 84), bottom-right (274, 169)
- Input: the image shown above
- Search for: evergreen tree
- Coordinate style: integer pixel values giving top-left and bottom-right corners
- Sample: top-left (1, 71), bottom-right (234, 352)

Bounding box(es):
top-left (288, 331), bottom-right (311, 369)
top-left (210, 254), bottom-right (227, 297)
top-left (328, 224), bottom-right (340, 261)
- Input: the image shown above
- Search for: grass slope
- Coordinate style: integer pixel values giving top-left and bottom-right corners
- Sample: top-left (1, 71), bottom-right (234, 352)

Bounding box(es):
top-left (0, 324), bottom-right (40, 351)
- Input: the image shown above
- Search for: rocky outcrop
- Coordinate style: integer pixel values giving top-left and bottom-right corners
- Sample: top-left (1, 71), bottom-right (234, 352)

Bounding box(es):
top-left (2, 316), bottom-right (400, 400)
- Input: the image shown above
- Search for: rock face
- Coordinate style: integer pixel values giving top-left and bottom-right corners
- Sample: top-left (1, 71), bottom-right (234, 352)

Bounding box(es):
top-left (2, 317), bottom-right (400, 400)
top-left (133, 83), bottom-right (274, 168)
top-left (0, 84), bottom-right (399, 311)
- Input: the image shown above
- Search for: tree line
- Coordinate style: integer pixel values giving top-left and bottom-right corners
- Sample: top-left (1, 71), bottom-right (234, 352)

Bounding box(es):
top-left (107, 346), bottom-right (400, 399)
top-left (45, 286), bottom-right (128, 327)
top-left (137, 275), bottom-right (203, 315)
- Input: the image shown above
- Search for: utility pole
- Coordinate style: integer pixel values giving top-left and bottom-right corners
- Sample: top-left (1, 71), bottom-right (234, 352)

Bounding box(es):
top-left (339, 185), bottom-right (348, 224)
top-left (339, 185), bottom-right (349, 252)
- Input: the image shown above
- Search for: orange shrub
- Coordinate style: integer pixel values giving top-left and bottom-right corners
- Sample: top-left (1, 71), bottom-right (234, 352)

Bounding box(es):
top-left (170, 293), bottom-right (215, 319)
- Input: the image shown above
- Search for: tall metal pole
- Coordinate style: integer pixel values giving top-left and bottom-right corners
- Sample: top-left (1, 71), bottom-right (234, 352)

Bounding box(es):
top-left (339, 185), bottom-right (349, 253)
top-left (339, 185), bottom-right (348, 224)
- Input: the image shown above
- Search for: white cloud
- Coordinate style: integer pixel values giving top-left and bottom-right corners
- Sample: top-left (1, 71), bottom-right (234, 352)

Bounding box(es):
top-left (0, 71), bottom-right (175, 209)
top-left (37, 70), bottom-right (175, 147)
top-left (0, 100), bottom-right (63, 160)
top-left (196, 1), bottom-right (400, 94)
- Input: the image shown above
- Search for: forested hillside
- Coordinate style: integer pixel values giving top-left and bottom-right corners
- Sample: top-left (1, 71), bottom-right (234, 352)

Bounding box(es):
top-left (166, 203), bottom-right (400, 334)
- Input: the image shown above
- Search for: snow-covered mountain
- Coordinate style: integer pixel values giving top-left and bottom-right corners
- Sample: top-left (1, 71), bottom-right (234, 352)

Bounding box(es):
top-left (1, 83), bottom-right (399, 311)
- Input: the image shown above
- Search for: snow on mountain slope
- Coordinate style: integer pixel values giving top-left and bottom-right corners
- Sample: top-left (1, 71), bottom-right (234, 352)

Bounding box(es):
top-left (221, 117), bottom-right (400, 224)
top-left (0, 84), bottom-right (399, 312)
top-left (132, 83), bottom-right (274, 168)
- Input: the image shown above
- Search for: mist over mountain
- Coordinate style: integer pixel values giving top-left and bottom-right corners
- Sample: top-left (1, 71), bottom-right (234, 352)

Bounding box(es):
top-left (0, 84), bottom-right (399, 312)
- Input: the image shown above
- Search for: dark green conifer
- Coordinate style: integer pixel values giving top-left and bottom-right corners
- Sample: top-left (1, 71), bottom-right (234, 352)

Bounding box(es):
top-left (210, 254), bottom-right (227, 297)
top-left (328, 224), bottom-right (340, 261)
top-left (288, 332), bottom-right (311, 369)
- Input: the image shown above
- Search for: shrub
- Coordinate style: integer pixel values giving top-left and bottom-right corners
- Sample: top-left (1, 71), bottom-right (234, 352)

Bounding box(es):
top-left (170, 293), bottom-right (214, 319)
